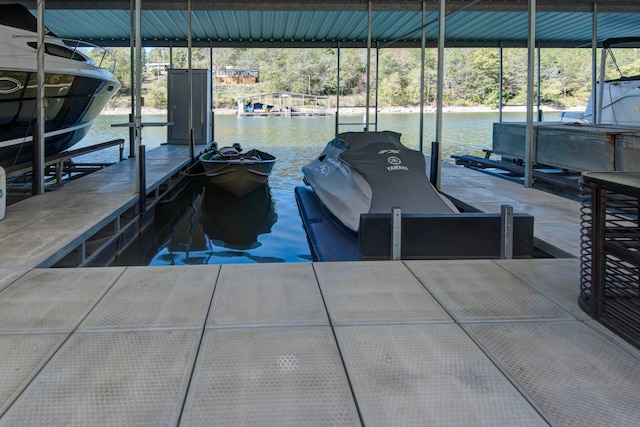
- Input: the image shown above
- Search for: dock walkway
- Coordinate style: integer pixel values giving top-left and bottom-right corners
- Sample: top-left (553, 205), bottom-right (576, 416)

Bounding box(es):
top-left (1, 260), bottom-right (639, 425)
top-left (0, 144), bottom-right (199, 269)
top-left (439, 161), bottom-right (582, 258)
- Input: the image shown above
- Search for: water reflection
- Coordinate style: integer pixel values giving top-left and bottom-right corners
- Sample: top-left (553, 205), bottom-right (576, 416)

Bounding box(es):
top-left (112, 176), bottom-right (286, 266)
top-left (200, 182), bottom-right (277, 250)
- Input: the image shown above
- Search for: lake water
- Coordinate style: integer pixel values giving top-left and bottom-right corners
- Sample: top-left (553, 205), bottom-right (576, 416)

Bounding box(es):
top-left (74, 111), bottom-right (529, 265)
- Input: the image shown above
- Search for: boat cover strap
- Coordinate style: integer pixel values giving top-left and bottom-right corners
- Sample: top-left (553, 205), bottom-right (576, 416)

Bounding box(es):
top-left (338, 131), bottom-right (456, 214)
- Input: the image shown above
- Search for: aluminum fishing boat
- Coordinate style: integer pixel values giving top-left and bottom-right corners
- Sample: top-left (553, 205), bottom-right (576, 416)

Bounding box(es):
top-left (199, 142), bottom-right (276, 197)
top-left (0, 4), bottom-right (121, 169)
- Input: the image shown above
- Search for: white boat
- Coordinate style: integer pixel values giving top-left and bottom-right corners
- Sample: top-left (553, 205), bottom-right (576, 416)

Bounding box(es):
top-left (0, 4), bottom-right (121, 169)
top-left (560, 37), bottom-right (640, 126)
top-left (199, 142), bottom-right (276, 197)
top-left (301, 131), bottom-right (458, 233)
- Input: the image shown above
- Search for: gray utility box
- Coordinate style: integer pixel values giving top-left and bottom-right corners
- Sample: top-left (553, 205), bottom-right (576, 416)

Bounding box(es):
top-left (167, 69), bottom-right (211, 145)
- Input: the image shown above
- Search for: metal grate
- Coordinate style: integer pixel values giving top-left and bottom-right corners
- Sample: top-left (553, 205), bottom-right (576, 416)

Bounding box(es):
top-left (580, 173), bottom-right (640, 348)
top-left (181, 327), bottom-right (360, 426)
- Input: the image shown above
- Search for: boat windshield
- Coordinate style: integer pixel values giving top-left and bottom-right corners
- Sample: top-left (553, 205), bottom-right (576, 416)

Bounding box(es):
top-left (26, 41), bottom-right (87, 62)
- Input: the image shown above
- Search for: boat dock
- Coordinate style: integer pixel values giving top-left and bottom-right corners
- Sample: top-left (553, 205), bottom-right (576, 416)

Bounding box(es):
top-left (0, 144), bottom-right (199, 269)
top-left (1, 145), bottom-right (639, 425)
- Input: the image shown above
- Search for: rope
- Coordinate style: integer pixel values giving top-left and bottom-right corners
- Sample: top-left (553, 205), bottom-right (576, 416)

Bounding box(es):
top-left (180, 159), bottom-right (208, 176)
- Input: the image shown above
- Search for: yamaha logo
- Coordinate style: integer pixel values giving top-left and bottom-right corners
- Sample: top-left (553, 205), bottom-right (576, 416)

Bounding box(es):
top-left (387, 156), bottom-right (402, 165)
top-left (386, 156), bottom-right (409, 172)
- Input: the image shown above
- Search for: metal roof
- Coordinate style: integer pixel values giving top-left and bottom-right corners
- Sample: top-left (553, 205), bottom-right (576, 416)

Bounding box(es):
top-left (6, 0), bottom-right (640, 48)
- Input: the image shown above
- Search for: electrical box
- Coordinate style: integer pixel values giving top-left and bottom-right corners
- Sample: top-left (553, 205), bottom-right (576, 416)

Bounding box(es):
top-left (167, 69), bottom-right (211, 145)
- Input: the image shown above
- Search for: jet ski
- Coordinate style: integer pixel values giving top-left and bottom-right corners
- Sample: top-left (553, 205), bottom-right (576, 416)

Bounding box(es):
top-left (301, 131), bottom-right (458, 233)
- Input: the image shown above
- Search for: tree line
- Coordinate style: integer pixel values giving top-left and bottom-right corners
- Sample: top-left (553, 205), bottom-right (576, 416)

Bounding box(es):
top-left (100, 46), bottom-right (640, 110)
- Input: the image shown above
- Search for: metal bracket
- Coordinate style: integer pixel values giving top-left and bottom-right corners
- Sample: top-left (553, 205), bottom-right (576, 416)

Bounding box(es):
top-left (500, 204), bottom-right (514, 259)
top-left (391, 207), bottom-right (401, 260)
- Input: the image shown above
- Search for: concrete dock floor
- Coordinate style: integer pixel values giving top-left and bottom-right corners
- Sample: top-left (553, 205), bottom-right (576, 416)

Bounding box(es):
top-left (0, 259), bottom-right (639, 425)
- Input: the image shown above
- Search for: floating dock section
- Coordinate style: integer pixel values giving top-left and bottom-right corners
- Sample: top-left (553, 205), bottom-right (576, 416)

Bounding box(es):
top-left (238, 92), bottom-right (331, 117)
top-left (492, 122), bottom-right (640, 172)
top-left (0, 144), bottom-right (201, 268)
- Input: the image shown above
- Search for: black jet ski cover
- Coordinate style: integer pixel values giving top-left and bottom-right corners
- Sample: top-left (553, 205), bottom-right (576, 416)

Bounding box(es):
top-left (337, 131), bottom-right (456, 215)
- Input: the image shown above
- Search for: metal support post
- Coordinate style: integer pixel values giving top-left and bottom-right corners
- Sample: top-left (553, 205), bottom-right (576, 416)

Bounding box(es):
top-left (430, 141), bottom-right (440, 188)
top-left (365, 1), bottom-right (372, 132)
top-left (592, 3), bottom-right (598, 124)
top-left (419, 0), bottom-right (426, 152)
top-left (129, 0), bottom-right (135, 158)
top-left (391, 207), bottom-right (402, 260)
top-left (374, 45), bottom-right (379, 132)
top-left (524, 0), bottom-right (536, 188)
top-left (33, 0), bottom-right (45, 196)
top-left (500, 205), bottom-right (514, 259)
top-left (138, 145), bottom-right (146, 214)
top-left (189, 129), bottom-right (194, 160)
top-left (434, 0), bottom-right (446, 189)
top-left (188, 0), bottom-right (194, 152)
top-left (335, 43), bottom-right (340, 135)
top-left (134, 0), bottom-right (142, 192)
top-left (498, 43), bottom-right (503, 123)
top-left (210, 43), bottom-right (215, 141)
top-left (128, 113), bottom-right (135, 158)
top-left (537, 45), bottom-right (542, 122)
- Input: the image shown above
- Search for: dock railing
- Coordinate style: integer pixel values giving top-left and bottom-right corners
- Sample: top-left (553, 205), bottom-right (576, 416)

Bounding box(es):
top-left (5, 138), bottom-right (125, 183)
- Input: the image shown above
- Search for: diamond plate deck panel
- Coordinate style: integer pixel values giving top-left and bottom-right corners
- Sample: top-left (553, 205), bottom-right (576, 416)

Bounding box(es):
top-left (181, 326), bottom-right (360, 426)
top-left (335, 324), bottom-right (546, 426)
top-left (0, 269), bottom-right (26, 292)
top-left (405, 260), bottom-right (572, 321)
top-left (584, 320), bottom-right (640, 355)
top-left (465, 321), bottom-right (640, 427)
top-left (24, 193), bottom-right (134, 233)
top-left (0, 193), bottom-right (88, 237)
top-left (314, 261), bottom-right (451, 325)
top-left (0, 334), bottom-right (67, 415)
top-left (495, 259), bottom-right (587, 320)
top-left (80, 265), bottom-right (218, 330)
top-left (208, 263), bottom-right (328, 327)
top-left (0, 330), bottom-right (199, 426)
top-left (0, 268), bottom-right (123, 333)
top-left (0, 231), bottom-right (78, 269)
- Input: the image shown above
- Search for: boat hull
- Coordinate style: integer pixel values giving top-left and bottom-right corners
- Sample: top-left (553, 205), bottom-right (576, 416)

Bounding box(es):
top-left (200, 149), bottom-right (276, 197)
top-left (0, 5), bottom-right (121, 169)
top-left (0, 71), bottom-right (119, 169)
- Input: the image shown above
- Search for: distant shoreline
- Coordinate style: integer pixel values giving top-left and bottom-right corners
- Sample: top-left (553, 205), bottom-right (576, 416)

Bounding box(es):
top-left (102, 105), bottom-right (583, 116)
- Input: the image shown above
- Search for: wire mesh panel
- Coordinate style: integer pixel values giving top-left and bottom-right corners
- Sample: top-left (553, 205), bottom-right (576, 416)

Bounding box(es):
top-left (580, 172), bottom-right (640, 348)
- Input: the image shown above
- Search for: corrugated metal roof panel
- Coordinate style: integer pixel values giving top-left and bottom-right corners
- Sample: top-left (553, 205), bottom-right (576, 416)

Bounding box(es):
top-left (39, 8), bottom-right (640, 47)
